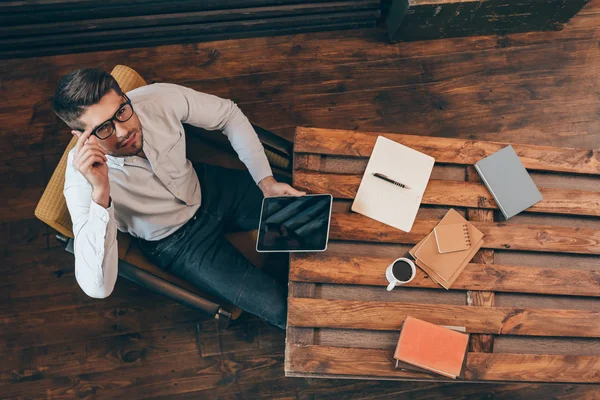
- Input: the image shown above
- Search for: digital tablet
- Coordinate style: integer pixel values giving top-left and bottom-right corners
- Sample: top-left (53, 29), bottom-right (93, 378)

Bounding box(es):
top-left (256, 194), bottom-right (333, 253)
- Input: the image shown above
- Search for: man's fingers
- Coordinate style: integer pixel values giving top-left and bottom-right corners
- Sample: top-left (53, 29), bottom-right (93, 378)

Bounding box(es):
top-left (74, 144), bottom-right (106, 165)
top-left (285, 186), bottom-right (306, 196)
top-left (75, 147), bottom-right (107, 164)
top-left (87, 135), bottom-right (100, 146)
top-left (79, 155), bottom-right (106, 174)
top-left (74, 149), bottom-right (107, 171)
top-left (74, 128), bottom-right (94, 156)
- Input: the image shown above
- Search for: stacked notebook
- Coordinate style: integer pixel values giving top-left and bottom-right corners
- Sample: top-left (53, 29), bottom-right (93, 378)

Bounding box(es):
top-left (409, 209), bottom-right (484, 289)
top-left (394, 317), bottom-right (470, 379)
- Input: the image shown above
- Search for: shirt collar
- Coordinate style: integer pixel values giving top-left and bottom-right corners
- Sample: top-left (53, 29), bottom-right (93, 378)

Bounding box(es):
top-left (105, 135), bottom-right (152, 167)
top-left (106, 154), bottom-right (125, 166)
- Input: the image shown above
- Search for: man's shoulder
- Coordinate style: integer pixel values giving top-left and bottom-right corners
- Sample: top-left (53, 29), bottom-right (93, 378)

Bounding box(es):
top-left (126, 83), bottom-right (189, 118)
top-left (127, 83), bottom-right (186, 103)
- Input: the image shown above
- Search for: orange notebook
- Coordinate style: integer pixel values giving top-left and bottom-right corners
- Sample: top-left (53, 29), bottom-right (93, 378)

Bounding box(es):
top-left (410, 209), bottom-right (484, 289)
top-left (394, 317), bottom-right (469, 379)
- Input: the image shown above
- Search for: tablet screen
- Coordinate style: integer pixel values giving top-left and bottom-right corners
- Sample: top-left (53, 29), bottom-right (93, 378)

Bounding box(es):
top-left (256, 194), bottom-right (332, 252)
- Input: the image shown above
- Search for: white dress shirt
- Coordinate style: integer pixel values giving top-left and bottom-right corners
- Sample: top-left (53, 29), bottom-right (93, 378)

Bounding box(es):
top-left (64, 83), bottom-right (272, 299)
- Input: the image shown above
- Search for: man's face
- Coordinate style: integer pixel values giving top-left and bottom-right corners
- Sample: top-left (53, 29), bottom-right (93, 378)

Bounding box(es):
top-left (77, 89), bottom-right (143, 157)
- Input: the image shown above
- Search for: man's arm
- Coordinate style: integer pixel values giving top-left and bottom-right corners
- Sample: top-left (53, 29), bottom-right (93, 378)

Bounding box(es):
top-left (64, 142), bottom-right (118, 298)
top-left (169, 83), bottom-right (273, 184)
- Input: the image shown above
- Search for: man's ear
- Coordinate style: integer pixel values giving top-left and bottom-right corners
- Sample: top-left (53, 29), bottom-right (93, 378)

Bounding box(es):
top-left (71, 129), bottom-right (83, 138)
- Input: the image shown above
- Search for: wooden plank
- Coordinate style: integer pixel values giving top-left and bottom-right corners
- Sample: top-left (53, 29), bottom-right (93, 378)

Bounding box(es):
top-left (294, 127), bottom-right (600, 175)
top-left (0, 2), bottom-right (379, 37)
top-left (313, 327), bottom-right (600, 357)
top-left (289, 253), bottom-right (600, 297)
top-left (286, 345), bottom-right (600, 383)
top-left (329, 213), bottom-right (600, 255)
top-left (293, 154), bottom-right (323, 174)
top-left (0, 21), bottom-right (377, 59)
top-left (465, 171), bottom-right (495, 353)
top-left (293, 171), bottom-right (600, 217)
top-left (288, 298), bottom-right (600, 337)
top-left (0, 11), bottom-right (380, 49)
top-left (0, 0), bottom-right (379, 25)
top-left (494, 336), bottom-right (600, 356)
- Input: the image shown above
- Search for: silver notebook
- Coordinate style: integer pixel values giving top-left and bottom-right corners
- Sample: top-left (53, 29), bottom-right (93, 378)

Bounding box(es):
top-left (474, 145), bottom-right (543, 220)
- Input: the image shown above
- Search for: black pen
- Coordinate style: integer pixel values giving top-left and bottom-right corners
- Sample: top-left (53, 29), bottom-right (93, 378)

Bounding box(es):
top-left (373, 173), bottom-right (410, 189)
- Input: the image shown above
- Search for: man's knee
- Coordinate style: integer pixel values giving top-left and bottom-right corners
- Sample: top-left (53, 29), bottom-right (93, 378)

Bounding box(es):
top-left (256, 291), bottom-right (287, 330)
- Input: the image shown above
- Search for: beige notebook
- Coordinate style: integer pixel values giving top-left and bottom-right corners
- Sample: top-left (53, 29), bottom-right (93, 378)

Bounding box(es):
top-left (351, 136), bottom-right (435, 232)
top-left (434, 223), bottom-right (471, 253)
top-left (410, 209), bottom-right (484, 289)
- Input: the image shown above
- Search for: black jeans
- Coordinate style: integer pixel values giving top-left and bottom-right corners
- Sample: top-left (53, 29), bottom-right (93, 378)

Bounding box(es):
top-left (138, 163), bottom-right (287, 329)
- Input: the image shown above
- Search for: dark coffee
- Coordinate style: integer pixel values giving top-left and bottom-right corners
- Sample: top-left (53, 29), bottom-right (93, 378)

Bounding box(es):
top-left (392, 260), bottom-right (413, 281)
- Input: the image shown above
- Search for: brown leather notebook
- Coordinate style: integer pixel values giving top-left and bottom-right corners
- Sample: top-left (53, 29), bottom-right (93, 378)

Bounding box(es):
top-left (394, 317), bottom-right (469, 379)
top-left (409, 209), bottom-right (484, 289)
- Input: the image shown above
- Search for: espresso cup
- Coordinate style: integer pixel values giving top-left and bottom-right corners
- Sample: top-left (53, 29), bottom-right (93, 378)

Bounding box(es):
top-left (385, 257), bottom-right (416, 291)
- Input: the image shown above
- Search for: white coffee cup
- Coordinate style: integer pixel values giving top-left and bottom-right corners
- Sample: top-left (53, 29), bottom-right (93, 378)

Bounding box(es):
top-left (386, 257), bottom-right (416, 291)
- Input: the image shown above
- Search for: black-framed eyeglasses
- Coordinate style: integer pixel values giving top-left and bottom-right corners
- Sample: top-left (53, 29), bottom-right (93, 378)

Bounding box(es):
top-left (91, 95), bottom-right (135, 140)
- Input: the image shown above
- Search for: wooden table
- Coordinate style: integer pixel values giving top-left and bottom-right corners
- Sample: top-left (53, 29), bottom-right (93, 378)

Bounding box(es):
top-left (285, 127), bottom-right (600, 384)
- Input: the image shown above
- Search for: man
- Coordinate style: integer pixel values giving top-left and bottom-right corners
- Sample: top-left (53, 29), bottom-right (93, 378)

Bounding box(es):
top-left (53, 68), bottom-right (305, 329)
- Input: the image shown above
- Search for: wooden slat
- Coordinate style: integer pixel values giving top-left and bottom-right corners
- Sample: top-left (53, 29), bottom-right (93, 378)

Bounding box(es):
top-left (0, 2), bottom-right (379, 37)
top-left (289, 254), bottom-right (600, 297)
top-left (1, 11), bottom-right (380, 49)
top-left (288, 298), bottom-right (600, 337)
top-left (286, 345), bottom-right (600, 383)
top-left (0, 0), bottom-right (379, 26)
top-left (0, 21), bottom-right (377, 59)
top-left (329, 213), bottom-right (600, 255)
top-left (294, 127), bottom-right (600, 175)
top-left (293, 171), bottom-right (600, 217)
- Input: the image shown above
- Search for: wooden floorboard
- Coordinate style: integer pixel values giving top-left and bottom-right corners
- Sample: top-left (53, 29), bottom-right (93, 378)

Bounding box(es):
top-left (2, 1), bottom-right (600, 395)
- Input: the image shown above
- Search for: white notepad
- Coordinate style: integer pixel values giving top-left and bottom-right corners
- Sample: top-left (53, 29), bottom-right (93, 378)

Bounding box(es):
top-left (351, 136), bottom-right (435, 232)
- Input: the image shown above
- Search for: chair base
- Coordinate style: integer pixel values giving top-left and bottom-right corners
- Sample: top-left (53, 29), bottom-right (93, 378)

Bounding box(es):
top-left (61, 235), bottom-right (231, 328)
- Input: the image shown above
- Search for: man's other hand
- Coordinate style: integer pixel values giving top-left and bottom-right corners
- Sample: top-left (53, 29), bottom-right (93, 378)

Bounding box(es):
top-left (258, 176), bottom-right (306, 197)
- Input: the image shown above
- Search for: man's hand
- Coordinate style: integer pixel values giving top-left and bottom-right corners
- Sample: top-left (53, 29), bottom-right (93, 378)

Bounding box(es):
top-left (72, 128), bottom-right (110, 208)
top-left (258, 176), bottom-right (306, 197)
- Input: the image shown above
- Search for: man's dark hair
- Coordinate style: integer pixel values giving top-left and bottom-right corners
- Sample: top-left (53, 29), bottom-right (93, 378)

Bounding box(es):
top-left (52, 68), bottom-right (123, 130)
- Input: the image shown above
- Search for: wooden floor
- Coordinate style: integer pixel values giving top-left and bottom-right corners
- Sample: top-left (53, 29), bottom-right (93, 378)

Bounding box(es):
top-left (1, 1), bottom-right (600, 397)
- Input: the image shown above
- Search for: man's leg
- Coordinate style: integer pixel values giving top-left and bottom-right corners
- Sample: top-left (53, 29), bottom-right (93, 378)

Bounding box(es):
top-left (177, 235), bottom-right (287, 328)
top-left (141, 163), bottom-right (287, 329)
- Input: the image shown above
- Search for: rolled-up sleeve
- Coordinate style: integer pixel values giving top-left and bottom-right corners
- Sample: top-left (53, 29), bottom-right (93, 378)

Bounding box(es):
top-left (64, 150), bottom-right (118, 299)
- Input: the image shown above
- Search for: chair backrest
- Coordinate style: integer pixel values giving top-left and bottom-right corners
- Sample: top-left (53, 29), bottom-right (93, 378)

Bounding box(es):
top-left (34, 65), bottom-right (147, 238)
